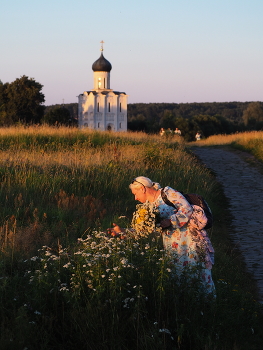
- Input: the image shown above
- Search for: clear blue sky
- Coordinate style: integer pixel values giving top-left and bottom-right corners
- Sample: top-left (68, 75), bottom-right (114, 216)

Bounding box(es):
top-left (1, 0), bottom-right (263, 106)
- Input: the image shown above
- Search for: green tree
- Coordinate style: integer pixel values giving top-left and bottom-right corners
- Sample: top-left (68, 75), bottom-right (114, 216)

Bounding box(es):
top-left (128, 113), bottom-right (147, 131)
top-left (1, 75), bottom-right (45, 125)
top-left (0, 80), bottom-right (7, 125)
top-left (160, 110), bottom-right (175, 129)
top-left (173, 117), bottom-right (191, 139)
top-left (242, 102), bottom-right (263, 129)
top-left (42, 106), bottom-right (74, 126)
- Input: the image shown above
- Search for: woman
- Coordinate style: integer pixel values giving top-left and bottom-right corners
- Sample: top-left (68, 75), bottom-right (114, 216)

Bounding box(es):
top-left (112, 176), bottom-right (215, 293)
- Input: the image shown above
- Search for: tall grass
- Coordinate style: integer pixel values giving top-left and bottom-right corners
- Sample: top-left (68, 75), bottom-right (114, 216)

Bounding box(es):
top-left (0, 126), bottom-right (262, 349)
top-left (190, 130), bottom-right (263, 162)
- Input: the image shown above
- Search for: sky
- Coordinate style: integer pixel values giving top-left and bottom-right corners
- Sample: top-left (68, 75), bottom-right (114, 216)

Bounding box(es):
top-left (1, 0), bottom-right (263, 106)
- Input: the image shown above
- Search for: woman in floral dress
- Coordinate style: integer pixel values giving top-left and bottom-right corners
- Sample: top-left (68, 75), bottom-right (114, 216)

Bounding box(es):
top-left (111, 176), bottom-right (215, 293)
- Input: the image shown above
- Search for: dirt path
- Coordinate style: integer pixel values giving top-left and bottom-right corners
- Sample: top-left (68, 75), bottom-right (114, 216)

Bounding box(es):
top-left (191, 146), bottom-right (263, 303)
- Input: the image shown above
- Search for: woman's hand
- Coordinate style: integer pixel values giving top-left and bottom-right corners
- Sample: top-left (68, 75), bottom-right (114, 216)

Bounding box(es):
top-left (112, 223), bottom-right (122, 234)
top-left (160, 219), bottom-right (171, 229)
top-left (107, 223), bottom-right (124, 238)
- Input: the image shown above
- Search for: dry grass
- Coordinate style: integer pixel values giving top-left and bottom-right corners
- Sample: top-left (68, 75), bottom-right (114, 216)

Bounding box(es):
top-left (0, 124), bottom-right (183, 143)
top-left (189, 130), bottom-right (263, 146)
top-left (0, 126), bottom-right (262, 349)
top-left (0, 125), bottom-right (185, 168)
top-left (188, 130), bottom-right (263, 162)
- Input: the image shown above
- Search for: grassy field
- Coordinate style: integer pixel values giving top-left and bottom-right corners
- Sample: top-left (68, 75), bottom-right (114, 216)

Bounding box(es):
top-left (0, 126), bottom-right (262, 350)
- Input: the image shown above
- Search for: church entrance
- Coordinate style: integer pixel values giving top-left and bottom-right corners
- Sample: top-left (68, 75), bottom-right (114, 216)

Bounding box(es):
top-left (107, 123), bottom-right (114, 131)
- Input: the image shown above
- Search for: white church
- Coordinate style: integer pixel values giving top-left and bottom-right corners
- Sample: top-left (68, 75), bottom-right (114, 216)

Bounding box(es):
top-left (78, 42), bottom-right (128, 131)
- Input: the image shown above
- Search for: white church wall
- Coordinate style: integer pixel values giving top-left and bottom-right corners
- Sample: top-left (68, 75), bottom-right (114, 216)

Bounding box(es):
top-left (78, 48), bottom-right (128, 131)
top-left (95, 92), bottom-right (105, 130)
top-left (117, 94), bottom-right (128, 131)
top-left (105, 93), bottom-right (115, 131)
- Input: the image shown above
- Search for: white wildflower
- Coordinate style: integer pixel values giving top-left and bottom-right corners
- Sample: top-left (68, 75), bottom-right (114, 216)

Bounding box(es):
top-left (159, 328), bottom-right (171, 334)
top-left (30, 256), bottom-right (38, 261)
top-left (63, 263), bottom-right (71, 268)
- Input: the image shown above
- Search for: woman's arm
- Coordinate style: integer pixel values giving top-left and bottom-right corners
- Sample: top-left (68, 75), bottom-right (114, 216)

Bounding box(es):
top-left (163, 187), bottom-right (193, 228)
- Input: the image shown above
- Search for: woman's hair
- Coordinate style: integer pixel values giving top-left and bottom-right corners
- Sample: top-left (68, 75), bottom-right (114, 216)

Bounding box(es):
top-left (129, 176), bottom-right (161, 190)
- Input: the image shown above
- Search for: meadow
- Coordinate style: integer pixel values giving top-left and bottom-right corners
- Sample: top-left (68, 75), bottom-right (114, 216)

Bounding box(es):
top-left (0, 126), bottom-right (262, 350)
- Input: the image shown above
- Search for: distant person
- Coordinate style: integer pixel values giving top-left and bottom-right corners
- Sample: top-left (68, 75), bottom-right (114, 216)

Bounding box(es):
top-left (166, 128), bottom-right (173, 138)
top-left (195, 132), bottom-right (201, 141)
top-left (174, 128), bottom-right (181, 136)
top-left (160, 128), bottom-right (165, 137)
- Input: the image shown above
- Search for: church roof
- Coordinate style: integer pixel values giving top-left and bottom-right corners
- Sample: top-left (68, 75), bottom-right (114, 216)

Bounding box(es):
top-left (92, 53), bottom-right (112, 72)
top-left (82, 91), bottom-right (126, 96)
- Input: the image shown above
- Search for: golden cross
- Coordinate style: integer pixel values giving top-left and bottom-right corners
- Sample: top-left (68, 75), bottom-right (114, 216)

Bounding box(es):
top-left (100, 40), bottom-right (104, 52)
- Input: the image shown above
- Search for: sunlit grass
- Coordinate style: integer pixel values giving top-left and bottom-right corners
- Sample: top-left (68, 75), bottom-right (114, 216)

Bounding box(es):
top-left (189, 130), bottom-right (263, 146)
top-left (0, 124), bottom-right (184, 146)
top-left (0, 125), bottom-right (262, 349)
top-left (189, 130), bottom-right (263, 162)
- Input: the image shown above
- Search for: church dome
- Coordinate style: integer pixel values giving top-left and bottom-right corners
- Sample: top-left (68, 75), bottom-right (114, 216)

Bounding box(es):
top-left (92, 53), bottom-right (112, 72)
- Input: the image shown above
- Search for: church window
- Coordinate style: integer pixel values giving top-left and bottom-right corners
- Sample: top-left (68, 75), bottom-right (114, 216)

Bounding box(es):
top-left (97, 102), bottom-right (99, 112)
top-left (104, 78), bottom-right (105, 88)
top-left (98, 122), bottom-right (100, 128)
top-left (108, 103), bottom-right (110, 112)
top-left (119, 122), bottom-right (122, 128)
top-left (98, 78), bottom-right (101, 89)
top-left (120, 103), bottom-right (122, 112)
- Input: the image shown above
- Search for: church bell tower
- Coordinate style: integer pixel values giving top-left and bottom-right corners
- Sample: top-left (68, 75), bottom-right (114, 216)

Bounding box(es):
top-left (78, 41), bottom-right (128, 131)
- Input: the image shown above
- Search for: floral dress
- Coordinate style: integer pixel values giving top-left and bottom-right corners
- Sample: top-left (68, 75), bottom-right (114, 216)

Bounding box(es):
top-left (154, 186), bottom-right (215, 293)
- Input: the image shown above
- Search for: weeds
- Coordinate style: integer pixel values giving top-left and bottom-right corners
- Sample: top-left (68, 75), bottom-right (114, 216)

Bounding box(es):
top-left (0, 126), bottom-right (262, 349)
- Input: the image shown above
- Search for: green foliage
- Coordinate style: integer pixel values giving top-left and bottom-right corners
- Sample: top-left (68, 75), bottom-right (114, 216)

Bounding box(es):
top-left (190, 114), bottom-right (236, 139)
top-left (127, 101), bottom-right (249, 132)
top-left (42, 106), bottom-right (77, 126)
top-left (44, 103), bottom-right (78, 124)
top-left (126, 102), bottom-right (248, 139)
top-left (231, 137), bottom-right (263, 162)
top-left (157, 114), bottom-right (238, 141)
top-left (242, 102), bottom-right (263, 129)
top-left (160, 110), bottom-right (175, 129)
top-left (0, 128), bottom-right (262, 349)
top-left (45, 101), bottom-right (262, 136)
top-left (0, 75), bottom-right (45, 125)
top-left (128, 113), bottom-right (147, 131)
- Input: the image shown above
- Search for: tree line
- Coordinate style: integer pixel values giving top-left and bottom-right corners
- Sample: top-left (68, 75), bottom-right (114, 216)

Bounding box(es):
top-left (0, 76), bottom-right (76, 127)
top-left (1, 76), bottom-right (263, 140)
top-left (46, 101), bottom-right (263, 141)
top-left (127, 102), bottom-right (263, 141)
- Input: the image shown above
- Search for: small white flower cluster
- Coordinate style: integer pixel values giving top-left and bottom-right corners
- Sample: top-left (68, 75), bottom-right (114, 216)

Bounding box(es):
top-left (23, 228), bottom-right (174, 315)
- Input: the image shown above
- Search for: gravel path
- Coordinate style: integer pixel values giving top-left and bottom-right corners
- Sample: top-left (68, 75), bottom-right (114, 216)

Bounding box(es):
top-left (191, 146), bottom-right (263, 303)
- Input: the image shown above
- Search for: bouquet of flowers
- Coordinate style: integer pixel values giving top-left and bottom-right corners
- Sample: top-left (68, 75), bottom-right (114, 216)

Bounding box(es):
top-left (131, 201), bottom-right (161, 238)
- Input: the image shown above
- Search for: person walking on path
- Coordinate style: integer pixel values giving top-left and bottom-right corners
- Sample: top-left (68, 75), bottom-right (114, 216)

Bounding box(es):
top-left (195, 132), bottom-right (201, 141)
